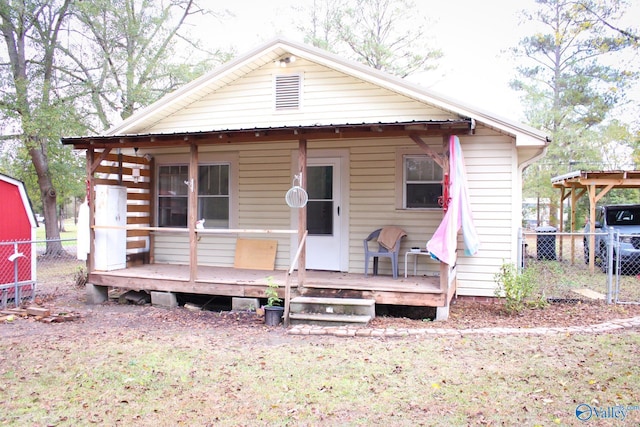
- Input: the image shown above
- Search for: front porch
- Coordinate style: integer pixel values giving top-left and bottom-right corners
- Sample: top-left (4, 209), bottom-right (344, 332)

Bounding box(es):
top-left (89, 264), bottom-right (451, 307)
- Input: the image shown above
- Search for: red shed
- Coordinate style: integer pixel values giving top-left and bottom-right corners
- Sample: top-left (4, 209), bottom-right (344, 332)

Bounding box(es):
top-left (0, 173), bottom-right (37, 307)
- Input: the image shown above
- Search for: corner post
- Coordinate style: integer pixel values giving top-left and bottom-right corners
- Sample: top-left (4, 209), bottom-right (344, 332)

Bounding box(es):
top-left (189, 142), bottom-right (198, 282)
top-left (298, 138), bottom-right (307, 287)
top-left (86, 148), bottom-right (95, 273)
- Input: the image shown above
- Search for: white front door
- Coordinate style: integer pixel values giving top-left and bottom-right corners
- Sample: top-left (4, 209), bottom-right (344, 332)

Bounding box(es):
top-left (306, 158), bottom-right (342, 270)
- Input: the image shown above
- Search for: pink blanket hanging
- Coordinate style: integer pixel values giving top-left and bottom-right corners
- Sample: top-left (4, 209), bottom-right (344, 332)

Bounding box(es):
top-left (427, 135), bottom-right (480, 265)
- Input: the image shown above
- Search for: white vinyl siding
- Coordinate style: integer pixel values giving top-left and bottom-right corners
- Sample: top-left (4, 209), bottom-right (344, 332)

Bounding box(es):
top-left (147, 58), bottom-right (457, 134)
top-left (455, 129), bottom-right (515, 296)
top-left (150, 128), bottom-right (518, 296)
top-left (349, 137), bottom-right (444, 278)
top-left (152, 143), bottom-right (295, 270)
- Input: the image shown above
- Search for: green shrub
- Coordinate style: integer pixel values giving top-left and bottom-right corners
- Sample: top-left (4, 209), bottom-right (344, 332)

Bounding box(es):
top-left (264, 276), bottom-right (282, 307)
top-left (494, 263), bottom-right (544, 314)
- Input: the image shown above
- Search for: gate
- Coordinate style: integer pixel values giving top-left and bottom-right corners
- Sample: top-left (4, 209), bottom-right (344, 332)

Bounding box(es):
top-left (519, 229), bottom-right (634, 304)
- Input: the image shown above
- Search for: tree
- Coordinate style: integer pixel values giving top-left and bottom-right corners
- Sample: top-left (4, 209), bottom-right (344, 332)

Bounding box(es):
top-left (67, 0), bottom-right (232, 129)
top-left (0, 0), bottom-right (229, 255)
top-left (577, 0), bottom-right (639, 44)
top-left (299, 0), bottom-right (442, 78)
top-left (0, 0), bottom-right (76, 255)
top-left (510, 0), bottom-right (639, 225)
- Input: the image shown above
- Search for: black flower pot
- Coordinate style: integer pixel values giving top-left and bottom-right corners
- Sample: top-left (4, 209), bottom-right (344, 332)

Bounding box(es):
top-left (264, 306), bottom-right (284, 326)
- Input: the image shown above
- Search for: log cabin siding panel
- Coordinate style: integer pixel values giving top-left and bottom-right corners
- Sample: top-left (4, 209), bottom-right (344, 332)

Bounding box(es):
top-left (147, 59), bottom-right (457, 134)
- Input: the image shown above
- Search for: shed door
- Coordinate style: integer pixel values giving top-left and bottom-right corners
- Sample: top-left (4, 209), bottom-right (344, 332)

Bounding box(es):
top-left (306, 158), bottom-right (341, 270)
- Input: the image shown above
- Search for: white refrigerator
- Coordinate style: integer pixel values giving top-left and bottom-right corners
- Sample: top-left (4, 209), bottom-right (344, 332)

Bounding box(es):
top-left (94, 185), bottom-right (127, 271)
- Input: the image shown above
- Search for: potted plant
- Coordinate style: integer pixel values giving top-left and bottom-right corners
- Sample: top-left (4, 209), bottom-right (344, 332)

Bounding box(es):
top-left (264, 276), bottom-right (284, 326)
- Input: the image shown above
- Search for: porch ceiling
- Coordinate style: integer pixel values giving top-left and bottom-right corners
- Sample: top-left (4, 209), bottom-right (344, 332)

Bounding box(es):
top-left (61, 119), bottom-right (472, 149)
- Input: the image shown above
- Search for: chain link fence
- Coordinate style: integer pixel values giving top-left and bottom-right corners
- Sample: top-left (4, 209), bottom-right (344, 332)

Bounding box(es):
top-left (2, 233), bottom-right (638, 310)
top-left (0, 239), bottom-right (85, 309)
top-left (521, 229), bottom-right (640, 305)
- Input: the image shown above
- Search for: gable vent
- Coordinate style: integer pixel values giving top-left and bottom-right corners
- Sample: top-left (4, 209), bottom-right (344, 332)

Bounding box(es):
top-left (275, 74), bottom-right (302, 111)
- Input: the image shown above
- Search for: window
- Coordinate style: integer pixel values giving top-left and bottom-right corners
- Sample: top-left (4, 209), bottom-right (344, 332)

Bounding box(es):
top-left (198, 164), bottom-right (229, 228)
top-left (158, 164), bottom-right (230, 228)
top-left (403, 155), bottom-right (443, 209)
top-left (158, 165), bottom-right (188, 227)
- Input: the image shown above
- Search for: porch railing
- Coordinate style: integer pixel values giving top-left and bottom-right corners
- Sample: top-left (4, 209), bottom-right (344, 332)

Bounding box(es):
top-left (92, 224), bottom-right (306, 293)
top-left (284, 230), bottom-right (308, 327)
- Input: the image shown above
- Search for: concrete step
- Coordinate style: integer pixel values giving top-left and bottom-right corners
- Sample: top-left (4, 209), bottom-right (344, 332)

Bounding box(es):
top-left (289, 312), bottom-right (372, 326)
top-left (291, 296), bottom-right (375, 306)
top-left (290, 296), bottom-right (376, 317)
top-left (289, 296), bottom-right (376, 326)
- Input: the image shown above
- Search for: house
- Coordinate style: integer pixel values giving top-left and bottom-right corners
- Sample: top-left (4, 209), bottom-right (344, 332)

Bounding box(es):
top-left (61, 38), bottom-right (549, 320)
top-left (0, 173), bottom-right (38, 308)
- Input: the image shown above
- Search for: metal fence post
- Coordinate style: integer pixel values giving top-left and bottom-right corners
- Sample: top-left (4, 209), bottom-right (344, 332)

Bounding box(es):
top-left (606, 228), bottom-right (614, 304)
top-left (517, 228), bottom-right (524, 272)
top-left (613, 231), bottom-right (622, 304)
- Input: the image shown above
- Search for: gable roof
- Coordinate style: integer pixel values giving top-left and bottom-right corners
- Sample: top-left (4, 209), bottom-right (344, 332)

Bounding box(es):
top-left (0, 173), bottom-right (38, 228)
top-left (103, 38), bottom-right (548, 148)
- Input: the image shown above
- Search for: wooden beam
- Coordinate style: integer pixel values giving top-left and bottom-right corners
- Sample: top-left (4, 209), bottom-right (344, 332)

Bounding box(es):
top-left (298, 138), bottom-right (307, 287)
top-left (558, 187), bottom-right (566, 260)
top-left (65, 123), bottom-right (472, 150)
top-left (439, 259), bottom-right (450, 293)
top-left (442, 134), bottom-right (450, 177)
top-left (409, 134), bottom-right (445, 169)
top-left (189, 143), bottom-right (198, 282)
top-left (595, 183), bottom-right (615, 204)
top-left (588, 184), bottom-right (596, 273)
top-left (90, 148), bottom-right (112, 174)
top-left (86, 149), bottom-right (95, 274)
top-left (148, 155), bottom-right (156, 265)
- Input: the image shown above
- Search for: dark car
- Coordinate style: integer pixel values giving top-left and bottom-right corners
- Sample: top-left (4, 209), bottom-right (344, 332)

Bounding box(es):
top-left (583, 204), bottom-right (640, 273)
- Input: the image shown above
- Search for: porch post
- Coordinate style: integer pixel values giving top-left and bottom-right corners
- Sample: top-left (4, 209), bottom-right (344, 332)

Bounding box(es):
top-left (569, 185), bottom-right (585, 266)
top-left (86, 149), bottom-right (95, 274)
top-left (189, 142), bottom-right (198, 282)
top-left (298, 138), bottom-right (307, 286)
top-left (559, 187), bottom-right (565, 260)
top-left (588, 184), bottom-right (596, 273)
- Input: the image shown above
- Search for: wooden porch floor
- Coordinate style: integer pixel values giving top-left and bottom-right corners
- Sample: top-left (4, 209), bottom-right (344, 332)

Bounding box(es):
top-left (90, 264), bottom-right (446, 307)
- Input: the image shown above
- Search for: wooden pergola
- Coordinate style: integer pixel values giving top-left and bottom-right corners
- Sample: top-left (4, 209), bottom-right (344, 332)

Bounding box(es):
top-left (551, 170), bottom-right (640, 272)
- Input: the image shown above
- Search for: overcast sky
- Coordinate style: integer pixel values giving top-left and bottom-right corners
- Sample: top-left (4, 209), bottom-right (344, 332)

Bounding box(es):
top-left (200, 0), bottom-right (640, 124)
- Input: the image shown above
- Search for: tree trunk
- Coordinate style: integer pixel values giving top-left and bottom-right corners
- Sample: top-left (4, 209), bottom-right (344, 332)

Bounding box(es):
top-left (29, 145), bottom-right (64, 256)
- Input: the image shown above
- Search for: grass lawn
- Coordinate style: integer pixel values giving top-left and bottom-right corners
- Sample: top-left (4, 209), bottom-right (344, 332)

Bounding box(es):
top-left (1, 325), bottom-right (638, 426)
top-left (35, 219), bottom-right (78, 242)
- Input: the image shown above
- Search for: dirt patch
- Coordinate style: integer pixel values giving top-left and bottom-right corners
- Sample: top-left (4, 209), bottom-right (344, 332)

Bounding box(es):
top-left (8, 282), bottom-right (638, 335)
top-left (372, 298), bottom-right (640, 330)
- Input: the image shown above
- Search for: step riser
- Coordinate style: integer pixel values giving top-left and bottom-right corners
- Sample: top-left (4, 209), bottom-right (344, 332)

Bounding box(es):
top-left (289, 302), bottom-right (374, 317)
top-left (289, 296), bottom-right (376, 326)
top-left (289, 313), bottom-right (372, 327)
top-left (289, 319), bottom-right (368, 327)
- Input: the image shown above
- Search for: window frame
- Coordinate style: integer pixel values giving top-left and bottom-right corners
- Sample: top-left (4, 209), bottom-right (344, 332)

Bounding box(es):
top-left (157, 163), bottom-right (190, 228)
top-left (155, 153), bottom-right (238, 228)
top-left (395, 148), bottom-right (444, 210)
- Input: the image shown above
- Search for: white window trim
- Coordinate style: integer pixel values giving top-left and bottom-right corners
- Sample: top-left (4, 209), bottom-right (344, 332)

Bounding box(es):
top-left (395, 148), bottom-right (443, 210)
top-left (154, 152), bottom-right (238, 228)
